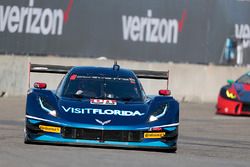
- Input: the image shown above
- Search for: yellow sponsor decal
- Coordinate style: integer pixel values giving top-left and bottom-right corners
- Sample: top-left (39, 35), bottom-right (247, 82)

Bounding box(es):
top-left (39, 125), bottom-right (61, 133)
top-left (144, 132), bottom-right (166, 139)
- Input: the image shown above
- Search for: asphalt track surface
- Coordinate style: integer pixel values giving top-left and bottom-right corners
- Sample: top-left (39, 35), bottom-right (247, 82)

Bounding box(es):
top-left (0, 97), bottom-right (250, 167)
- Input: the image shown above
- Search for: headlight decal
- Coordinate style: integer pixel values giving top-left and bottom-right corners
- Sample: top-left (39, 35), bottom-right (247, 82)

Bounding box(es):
top-left (226, 90), bottom-right (237, 99)
top-left (149, 104), bottom-right (168, 122)
top-left (39, 97), bottom-right (51, 113)
top-left (155, 104), bottom-right (168, 118)
top-left (39, 97), bottom-right (57, 117)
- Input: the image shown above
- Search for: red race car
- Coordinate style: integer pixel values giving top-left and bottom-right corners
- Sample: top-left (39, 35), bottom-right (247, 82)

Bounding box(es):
top-left (217, 72), bottom-right (250, 116)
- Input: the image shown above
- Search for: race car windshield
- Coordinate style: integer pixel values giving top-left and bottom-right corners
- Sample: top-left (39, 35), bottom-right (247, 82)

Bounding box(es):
top-left (237, 74), bottom-right (250, 84)
top-left (63, 76), bottom-right (143, 101)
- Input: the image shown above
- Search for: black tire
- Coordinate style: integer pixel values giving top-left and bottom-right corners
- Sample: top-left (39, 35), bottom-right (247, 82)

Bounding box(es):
top-left (164, 145), bottom-right (177, 153)
top-left (24, 138), bottom-right (32, 144)
top-left (167, 147), bottom-right (177, 153)
top-left (24, 128), bottom-right (32, 144)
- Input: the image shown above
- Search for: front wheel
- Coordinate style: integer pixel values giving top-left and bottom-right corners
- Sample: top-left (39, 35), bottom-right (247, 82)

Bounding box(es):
top-left (24, 127), bottom-right (32, 144)
top-left (167, 147), bottom-right (177, 153)
top-left (164, 145), bottom-right (177, 153)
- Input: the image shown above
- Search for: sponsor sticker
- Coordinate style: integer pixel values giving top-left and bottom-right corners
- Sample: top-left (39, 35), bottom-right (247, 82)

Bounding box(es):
top-left (144, 132), bottom-right (165, 139)
top-left (39, 125), bottom-right (61, 133)
top-left (62, 106), bottom-right (144, 116)
top-left (90, 99), bottom-right (117, 105)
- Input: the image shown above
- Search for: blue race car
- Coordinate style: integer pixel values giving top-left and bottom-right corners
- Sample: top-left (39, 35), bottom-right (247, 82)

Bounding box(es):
top-left (25, 63), bottom-right (179, 152)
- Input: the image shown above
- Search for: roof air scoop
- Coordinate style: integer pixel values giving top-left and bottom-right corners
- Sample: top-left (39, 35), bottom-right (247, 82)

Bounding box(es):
top-left (113, 60), bottom-right (120, 71)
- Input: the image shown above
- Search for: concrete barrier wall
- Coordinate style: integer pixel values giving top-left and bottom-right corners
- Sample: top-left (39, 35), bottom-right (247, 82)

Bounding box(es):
top-left (0, 56), bottom-right (28, 96)
top-left (0, 55), bottom-right (249, 102)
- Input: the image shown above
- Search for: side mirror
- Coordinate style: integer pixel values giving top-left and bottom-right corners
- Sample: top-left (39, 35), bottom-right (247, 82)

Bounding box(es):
top-left (159, 89), bottom-right (171, 96)
top-left (227, 79), bottom-right (234, 85)
top-left (34, 82), bottom-right (47, 89)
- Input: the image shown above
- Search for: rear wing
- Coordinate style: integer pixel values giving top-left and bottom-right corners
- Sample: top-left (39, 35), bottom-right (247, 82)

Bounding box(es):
top-left (29, 63), bottom-right (169, 89)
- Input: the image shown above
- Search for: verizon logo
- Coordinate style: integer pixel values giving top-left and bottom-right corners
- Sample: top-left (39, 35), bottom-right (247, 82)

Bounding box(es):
top-left (235, 24), bottom-right (250, 48)
top-left (122, 9), bottom-right (187, 44)
top-left (0, 0), bottom-right (73, 36)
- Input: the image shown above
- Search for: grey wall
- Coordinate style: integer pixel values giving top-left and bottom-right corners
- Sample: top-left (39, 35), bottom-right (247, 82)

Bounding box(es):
top-left (1, 0), bottom-right (250, 64)
top-left (0, 55), bottom-right (249, 103)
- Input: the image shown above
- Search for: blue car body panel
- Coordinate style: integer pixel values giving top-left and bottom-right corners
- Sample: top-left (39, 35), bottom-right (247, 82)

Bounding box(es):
top-left (25, 66), bottom-right (179, 150)
top-left (233, 83), bottom-right (250, 103)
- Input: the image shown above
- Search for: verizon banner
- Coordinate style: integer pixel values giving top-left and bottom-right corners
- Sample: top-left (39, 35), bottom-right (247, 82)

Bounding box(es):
top-left (0, 1), bottom-right (64, 35)
top-left (0, 0), bottom-right (250, 64)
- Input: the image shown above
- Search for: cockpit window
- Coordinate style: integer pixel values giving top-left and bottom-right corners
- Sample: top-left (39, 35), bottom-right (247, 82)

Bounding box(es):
top-left (62, 75), bottom-right (143, 101)
top-left (237, 73), bottom-right (250, 84)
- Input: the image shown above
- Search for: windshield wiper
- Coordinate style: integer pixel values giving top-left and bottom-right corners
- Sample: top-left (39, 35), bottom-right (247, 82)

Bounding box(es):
top-left (73, 93), bottom-right (103, 99)
top-left (119, 97), bottom-right (134, 102)
top-left (73, 93), bottom-right (85, 99)
top-left (72, 91), bottom-right (91, 99)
